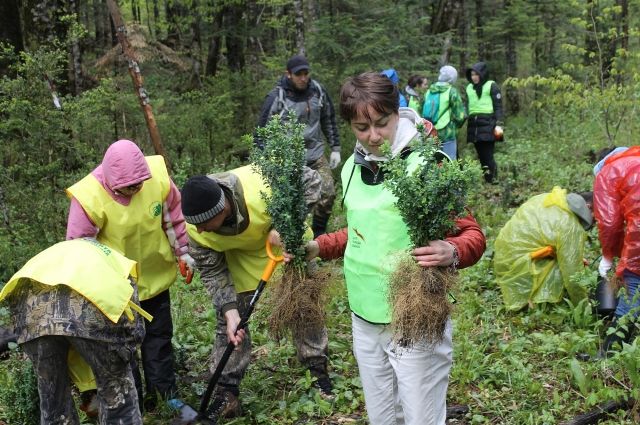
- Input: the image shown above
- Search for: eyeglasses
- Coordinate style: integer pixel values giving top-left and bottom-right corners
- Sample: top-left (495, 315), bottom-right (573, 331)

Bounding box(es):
top-left (114, 182), bottom-right (143, 196)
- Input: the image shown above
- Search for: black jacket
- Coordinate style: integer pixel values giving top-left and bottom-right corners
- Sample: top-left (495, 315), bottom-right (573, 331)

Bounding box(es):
top-left (465, 62), bottom-right (504, 143)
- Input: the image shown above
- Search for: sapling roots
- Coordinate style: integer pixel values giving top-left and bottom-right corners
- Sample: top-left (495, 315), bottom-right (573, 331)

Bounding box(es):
top-left (388, 255), bottom-right (455, 346)
top-left (266, 263), bottom-right (329, 338)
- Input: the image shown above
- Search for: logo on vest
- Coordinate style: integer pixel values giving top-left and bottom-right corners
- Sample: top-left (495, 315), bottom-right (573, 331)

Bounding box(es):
top-left (149, 201), bottom-right (162, 218)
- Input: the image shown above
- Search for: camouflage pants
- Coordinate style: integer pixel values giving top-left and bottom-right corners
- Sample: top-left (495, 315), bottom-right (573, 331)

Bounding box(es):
top-left (307, 156), bottom-right (336, 236)
top-left (22, 335), bottom-right (141, 425)
top-left (213, 291), bottom-right (329, 388)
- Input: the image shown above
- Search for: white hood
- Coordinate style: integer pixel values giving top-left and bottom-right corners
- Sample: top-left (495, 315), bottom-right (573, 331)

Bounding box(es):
top-left (356, 107), bottom-right (422, 162)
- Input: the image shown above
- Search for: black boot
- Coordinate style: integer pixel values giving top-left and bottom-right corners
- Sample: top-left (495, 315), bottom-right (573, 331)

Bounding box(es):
top-left (312, 215), bottom-right (330, 238)
top-left (596, 317), bottom-right (634, 359)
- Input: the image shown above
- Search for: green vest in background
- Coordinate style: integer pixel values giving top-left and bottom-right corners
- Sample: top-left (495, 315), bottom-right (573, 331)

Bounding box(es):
top-left (435, 86), bottom-right (452, 130)
top-left (341, 152), bottom-right (422, 323)
top-left (407, 95), bottom-right (422, 115)
top-left (466, 80), bottom-right (495, 115)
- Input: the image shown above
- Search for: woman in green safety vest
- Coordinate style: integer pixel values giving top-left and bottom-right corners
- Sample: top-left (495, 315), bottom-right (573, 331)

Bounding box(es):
top-left (465, 61), bottom-right (504, 183)
top-left (299, 72), bottom-right (486, 425)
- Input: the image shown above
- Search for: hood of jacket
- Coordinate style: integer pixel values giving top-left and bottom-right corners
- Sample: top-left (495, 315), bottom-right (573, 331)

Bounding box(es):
top-left (466, 62), bottom-right (488, 85)
top-left (99, 140), bottom-right (151, 191)
top-left (428, 82), bottom-right (452, 94)
top-left (355, 107), bottom-right (422, 163)
top-left (404, 86), bottom-right (419, 97)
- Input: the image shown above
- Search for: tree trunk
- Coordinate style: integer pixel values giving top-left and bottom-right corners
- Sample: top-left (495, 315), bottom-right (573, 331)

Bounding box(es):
top-left (225, 4), bottom-right (245, 72)
top-left (474, 0), bottom-right (485, 60)
top-left (459, 0), bottom-right (468, 72)
top-left (205, 8), bottom-right (224, 76)
top-left (293, 0), bottom-right (305, 55)
top-left (165, 0), bottom-right (182, 48)
top-left (0, 0), bottom-right (24, 56)
top-left (69, 0), bottom-right (84, 95)
top-left (504, 0), bottom-right (518, 114)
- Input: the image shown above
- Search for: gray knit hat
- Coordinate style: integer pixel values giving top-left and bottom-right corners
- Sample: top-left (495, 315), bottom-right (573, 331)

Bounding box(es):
top-left (566, 193), bottom-right (593, 230)
top-left (181, 176), bottom-right (226, 225)
top-left (438, 65), bottom-right (458, 83)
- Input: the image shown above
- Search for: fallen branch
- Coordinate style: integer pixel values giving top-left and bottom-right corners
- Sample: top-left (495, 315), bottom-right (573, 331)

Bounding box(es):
top-left (559, 399), bottom-right (635, 425)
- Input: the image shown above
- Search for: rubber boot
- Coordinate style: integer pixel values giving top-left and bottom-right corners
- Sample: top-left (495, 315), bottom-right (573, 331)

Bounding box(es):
top-left (595, 316), bottom-right (634, 359)
top-left (312, 214), bottom-right (329, 239)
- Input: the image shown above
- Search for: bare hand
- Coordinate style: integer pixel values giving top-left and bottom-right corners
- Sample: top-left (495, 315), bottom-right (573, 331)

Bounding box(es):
top-left (412, 240), bottom-right (455, 268)
top-left (267, 229), bottom-right (283, 248)
top-left (224, 309), bottom-right (246, 347)
top-left (283, 240), bottom-right (320, 264)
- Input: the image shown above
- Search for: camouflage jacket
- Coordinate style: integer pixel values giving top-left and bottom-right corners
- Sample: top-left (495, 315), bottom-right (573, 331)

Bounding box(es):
top-left (190, 166), bottom-right (320, 315)
top-left (7, 279), bottom-right (145, 345)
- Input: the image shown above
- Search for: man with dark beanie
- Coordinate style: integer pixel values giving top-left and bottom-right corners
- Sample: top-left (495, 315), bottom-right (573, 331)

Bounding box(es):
top-left (254, 54), bottom-right (341, 238)
top-left (181, 164), bottom-right (333, 422)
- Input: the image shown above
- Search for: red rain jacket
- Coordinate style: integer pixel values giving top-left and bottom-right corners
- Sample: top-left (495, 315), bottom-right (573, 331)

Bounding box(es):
top-left (594, 146), bottom-right (640, 276)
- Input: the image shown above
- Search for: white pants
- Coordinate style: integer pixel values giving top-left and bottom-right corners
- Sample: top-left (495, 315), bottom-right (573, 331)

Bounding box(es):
top-left (352, 314), bottom-right (453, 425)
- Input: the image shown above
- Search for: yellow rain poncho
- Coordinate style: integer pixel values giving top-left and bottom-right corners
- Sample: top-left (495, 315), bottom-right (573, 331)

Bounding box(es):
top-left (494, 187), bottom-right (588, 310)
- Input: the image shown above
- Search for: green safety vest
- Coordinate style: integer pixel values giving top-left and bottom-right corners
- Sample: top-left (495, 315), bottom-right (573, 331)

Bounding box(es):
top-left (435, 86), bottom-right (452, 130)
top-left (341, 152), bottom-right (423, 323)
top-left (466, 80), bottom-right (495, 115)
top-left (67, 156), bottom-right (176, 301)
top-left (187, 165), bottom-right (274, 293)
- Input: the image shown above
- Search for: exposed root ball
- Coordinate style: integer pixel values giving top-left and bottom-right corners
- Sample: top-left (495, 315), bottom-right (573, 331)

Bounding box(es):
top-left (266, 264), bottom-right (329, 338)
top-left (388, 256), bottom-right (456, 346)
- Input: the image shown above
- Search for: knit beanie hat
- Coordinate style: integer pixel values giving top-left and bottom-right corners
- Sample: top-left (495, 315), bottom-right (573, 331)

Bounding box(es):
top-left (566, 193), bottom-right (593, 230)
top-left (438, 65), bottom-right (458, 83)
top-left (181, 176), bottom-right (226, 225)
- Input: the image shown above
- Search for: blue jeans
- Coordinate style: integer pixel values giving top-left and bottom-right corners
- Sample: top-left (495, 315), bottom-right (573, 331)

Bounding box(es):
top-left (440, 139), bottom-right (457, 161)
top-left (614, 270), bottom-right (640, 319)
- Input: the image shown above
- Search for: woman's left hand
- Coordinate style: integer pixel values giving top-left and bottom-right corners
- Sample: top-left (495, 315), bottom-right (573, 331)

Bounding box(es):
top-left (412, 240), bottom-right (455, 268)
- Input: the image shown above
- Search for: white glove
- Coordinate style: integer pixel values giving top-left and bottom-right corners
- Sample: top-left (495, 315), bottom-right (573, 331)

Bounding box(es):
top-left (329, 151), bottom-right (341, 169)
top-left (598, 257), bottom-right (613, 278)
top-left (179, 253), bottom-right (196, 271)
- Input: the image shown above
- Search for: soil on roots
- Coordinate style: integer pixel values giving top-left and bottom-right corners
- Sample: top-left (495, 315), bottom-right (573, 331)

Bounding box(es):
top-left (266, 264), bottom-right (329, 338)
top-left (388, 256), bottom-right (456, 346)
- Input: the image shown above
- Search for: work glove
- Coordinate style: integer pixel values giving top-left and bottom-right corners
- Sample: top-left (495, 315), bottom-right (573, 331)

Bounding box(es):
top-left (598, 257), bottom-right (613, 278)
top-left (329, 151), bottom-right (341, 169)
top-left (179, 253), bottom-right (195, 283)
top-left (167, 398), bottom-right (198, 424)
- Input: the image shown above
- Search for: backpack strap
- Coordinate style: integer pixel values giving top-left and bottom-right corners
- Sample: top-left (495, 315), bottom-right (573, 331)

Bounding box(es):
top-left (276, 80), bottom-right (324, 117)
top-left (276, 86), bottom-right (288, 117)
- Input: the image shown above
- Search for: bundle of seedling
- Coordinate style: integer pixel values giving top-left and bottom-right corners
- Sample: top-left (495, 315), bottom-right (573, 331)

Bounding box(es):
top-left (382, 125), bottom-right (480, 346)
top-left (251, 115), bottom-right (327, 338)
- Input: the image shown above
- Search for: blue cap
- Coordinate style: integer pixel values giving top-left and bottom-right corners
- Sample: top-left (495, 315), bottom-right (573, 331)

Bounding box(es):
top-left (381, 69), bottom-right (400, 85)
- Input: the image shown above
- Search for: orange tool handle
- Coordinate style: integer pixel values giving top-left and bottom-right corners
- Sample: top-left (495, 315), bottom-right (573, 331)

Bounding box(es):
top-left (261, 239), bottom-right (284, 282)
top-left (530, 245), bottom-right (555, 260)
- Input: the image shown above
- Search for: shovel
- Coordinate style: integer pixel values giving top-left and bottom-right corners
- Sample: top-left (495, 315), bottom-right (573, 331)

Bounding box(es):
top-left (197, 239), bottom-right (284, 421)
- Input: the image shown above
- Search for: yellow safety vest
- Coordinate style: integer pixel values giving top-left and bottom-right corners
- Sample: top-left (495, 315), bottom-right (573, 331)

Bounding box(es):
top-left (187, 165), bottom-right (273, 293)
top-left (0, 238), bottom-right (152, 392)
top-left (67, 155), bottom-right (176, 301)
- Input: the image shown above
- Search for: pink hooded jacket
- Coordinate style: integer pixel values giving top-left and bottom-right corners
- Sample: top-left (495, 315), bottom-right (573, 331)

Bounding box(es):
top-left (66, 140), bottom-right (189, 256)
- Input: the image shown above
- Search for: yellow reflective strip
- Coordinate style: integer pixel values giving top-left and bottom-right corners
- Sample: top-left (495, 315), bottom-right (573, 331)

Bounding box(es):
top-left (128, 301), bottom-right (153, 322)
top-left (125, 307), bottom-right (134, 322)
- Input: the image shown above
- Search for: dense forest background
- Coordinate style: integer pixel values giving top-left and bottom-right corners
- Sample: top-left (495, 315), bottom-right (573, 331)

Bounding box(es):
top-left (2, 0), bottom-right (640, 423)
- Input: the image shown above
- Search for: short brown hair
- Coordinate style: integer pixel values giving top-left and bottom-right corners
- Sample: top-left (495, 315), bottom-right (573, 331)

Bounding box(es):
top-left (339, 72), bottom-right (399, 123)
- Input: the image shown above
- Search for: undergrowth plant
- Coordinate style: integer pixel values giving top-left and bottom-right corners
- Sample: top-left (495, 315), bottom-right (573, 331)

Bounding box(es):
top-left (382, 125), bottom-right (481, 345)
top-left (251, 115), bottom-right (327, 338)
